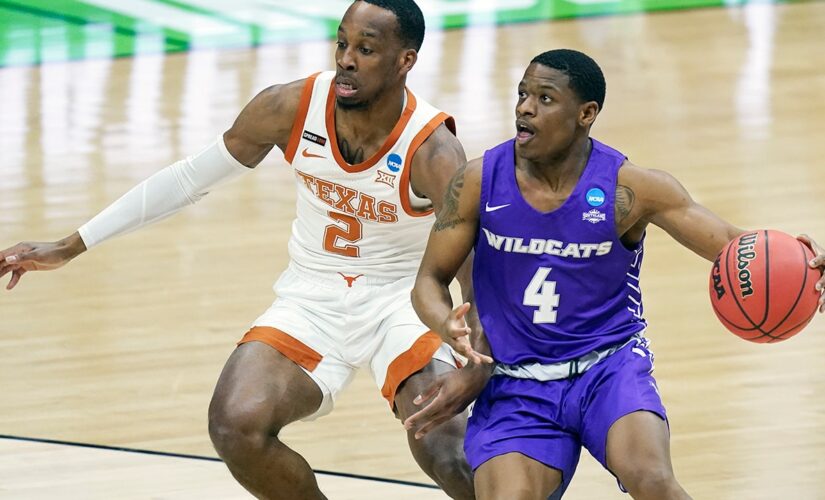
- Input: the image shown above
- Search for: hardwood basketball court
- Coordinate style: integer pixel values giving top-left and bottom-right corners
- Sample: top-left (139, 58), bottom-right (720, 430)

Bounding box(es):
top-left (1, 1), bottom-right (824, 498)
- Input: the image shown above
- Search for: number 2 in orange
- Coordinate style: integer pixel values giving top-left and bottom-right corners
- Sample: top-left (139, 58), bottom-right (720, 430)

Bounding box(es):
top-left (323, 211), bottom-right (362, 257)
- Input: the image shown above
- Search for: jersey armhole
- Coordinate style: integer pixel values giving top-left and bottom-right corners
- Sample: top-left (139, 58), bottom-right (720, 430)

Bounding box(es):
top-left (284, 72), bottom-right (321, 164)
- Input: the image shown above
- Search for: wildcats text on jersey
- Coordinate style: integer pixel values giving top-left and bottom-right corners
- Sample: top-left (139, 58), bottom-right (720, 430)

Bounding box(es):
top-left (481, 227), bottom-right (612, 258)
top-left (296, 169), bottom-right (399, 223)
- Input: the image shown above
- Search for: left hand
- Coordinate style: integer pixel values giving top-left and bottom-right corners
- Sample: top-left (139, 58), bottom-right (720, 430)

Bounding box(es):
top-left (798, 234), bottom-right (825, 312)
top-left (403, 363), bottom-right (491, 440)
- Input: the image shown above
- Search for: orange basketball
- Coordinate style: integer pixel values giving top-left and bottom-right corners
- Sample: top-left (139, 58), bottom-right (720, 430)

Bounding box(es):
top-left (709, 230), bottom-right (820, 343)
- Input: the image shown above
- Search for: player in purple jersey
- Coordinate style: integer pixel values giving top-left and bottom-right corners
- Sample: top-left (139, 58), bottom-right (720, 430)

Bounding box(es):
top-left (404, 49), bottom-right (825, 499)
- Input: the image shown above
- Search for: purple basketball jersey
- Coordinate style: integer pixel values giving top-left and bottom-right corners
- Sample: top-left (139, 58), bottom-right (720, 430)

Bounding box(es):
top-left (473, 139), bottom-right (646, 364)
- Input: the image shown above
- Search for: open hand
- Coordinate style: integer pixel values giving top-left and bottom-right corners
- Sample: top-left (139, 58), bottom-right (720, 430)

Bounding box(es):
top-left (0, 235), bottom-right (85, 290)
top-left (440, 302), bottom-right (494, 365)
top-left (403, 364), bottom-right (491, 439)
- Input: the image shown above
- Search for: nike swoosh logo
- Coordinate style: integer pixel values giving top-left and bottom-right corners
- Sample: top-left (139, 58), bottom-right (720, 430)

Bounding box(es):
top-left (485, 203), bottom-right (511, 212)
top-left (301, 147), bottom-right (326, 159)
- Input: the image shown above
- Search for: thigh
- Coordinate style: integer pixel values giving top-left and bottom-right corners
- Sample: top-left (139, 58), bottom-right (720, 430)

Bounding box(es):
top-left (466, 377), bottom-right (581, 493)
top-left (579, 339), bottom-right (668, 471)
top-left (209, 341), bottom-right (324, 429)
top-left (369, 298), bottom-right (454, 409)
top-left (246, 276), bottom-right (358, 419)
top-left (475, 452), bottom-right (563, 500)
top-left (605, 410), bottom-right (673, 480)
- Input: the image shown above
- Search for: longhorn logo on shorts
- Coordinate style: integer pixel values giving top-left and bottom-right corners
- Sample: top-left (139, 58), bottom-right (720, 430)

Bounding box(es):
top-left (387, 153), bottom-right (402, 173)
top-left (338, 272), bottom-right (364, 288)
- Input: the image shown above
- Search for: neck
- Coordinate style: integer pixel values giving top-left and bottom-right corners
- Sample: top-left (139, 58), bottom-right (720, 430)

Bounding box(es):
top-left (520, 135), bottom-right (592, 191)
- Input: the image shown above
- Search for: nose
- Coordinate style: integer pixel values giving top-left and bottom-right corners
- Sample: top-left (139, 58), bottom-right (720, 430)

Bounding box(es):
top-left (337, 46), bottom-right (357, 72)
top-left (516, 95), bottom-right (535, 117)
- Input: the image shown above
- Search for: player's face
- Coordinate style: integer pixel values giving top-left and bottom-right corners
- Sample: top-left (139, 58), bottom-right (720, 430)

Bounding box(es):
top-left (334, 3), bottom-right (412, 109)
top-left (514, 63), bottom-right (592, 160)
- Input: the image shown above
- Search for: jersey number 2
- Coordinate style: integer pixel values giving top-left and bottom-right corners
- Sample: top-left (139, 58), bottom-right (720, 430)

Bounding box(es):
top-left (323, 211), bottom-right (362, 257)
top-left (524, 267), bottom-right (560, 324)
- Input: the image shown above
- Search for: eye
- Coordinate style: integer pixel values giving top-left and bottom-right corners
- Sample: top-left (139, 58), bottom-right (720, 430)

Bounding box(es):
top-left (336, 41), bottom-right (346, 49)
top-left (541, 95), bottom-right (552, 103)
top-left (359, 47), bottom-right (373, 55)
top-left (517, 90), bottom-right (527, 99)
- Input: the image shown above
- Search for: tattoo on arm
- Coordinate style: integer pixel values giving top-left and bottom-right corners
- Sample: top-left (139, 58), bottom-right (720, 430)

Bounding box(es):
top-left (433, 164), bottom-right (467, 232)
top-left (339, 139), bottom-right (364, 164)
top-left (615, 184), bottom-right (636, 223)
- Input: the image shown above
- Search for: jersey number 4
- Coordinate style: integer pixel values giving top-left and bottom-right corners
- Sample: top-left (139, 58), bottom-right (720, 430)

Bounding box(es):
top-left (323, 211), bottom-right (362, 257)
top-left (524, 267), bottom-right (560, 324)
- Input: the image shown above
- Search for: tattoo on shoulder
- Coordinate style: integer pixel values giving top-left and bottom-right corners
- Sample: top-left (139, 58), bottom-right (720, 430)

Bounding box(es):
top-left (433, 164), bottom-right (467, 232)
top-left (615, 184), bottom-right (636, 223)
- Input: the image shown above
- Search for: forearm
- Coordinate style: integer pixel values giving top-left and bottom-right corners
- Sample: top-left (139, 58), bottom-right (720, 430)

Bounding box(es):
top-left (58, 232), bottom-right (88, 260)
top-left (78, 137), bottom-right (249, 249)
top-left (455, 254), bottom-right (491, 358)
top-left (411, 274), bottom-right (456, 337)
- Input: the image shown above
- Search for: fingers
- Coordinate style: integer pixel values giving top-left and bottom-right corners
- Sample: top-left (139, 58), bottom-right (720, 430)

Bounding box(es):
top-left (472, 351), bottom-right (495, 364)
top-left (7, 269), bottom-right (25, 290)
top-left (413, 381), bottom-right (442, 406)
top-left (451, 302), bottom-right (471, 320)
top-left (403, 394), bottom-right (451, 440)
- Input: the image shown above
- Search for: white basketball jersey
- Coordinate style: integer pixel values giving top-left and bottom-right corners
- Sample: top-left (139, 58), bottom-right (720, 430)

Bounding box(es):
top-left (282, 71), bottom-right (455, 279)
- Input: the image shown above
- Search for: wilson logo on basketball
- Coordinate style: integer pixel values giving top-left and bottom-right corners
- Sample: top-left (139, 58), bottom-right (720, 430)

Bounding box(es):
top-left (736, 233), bottom-right (758, 298)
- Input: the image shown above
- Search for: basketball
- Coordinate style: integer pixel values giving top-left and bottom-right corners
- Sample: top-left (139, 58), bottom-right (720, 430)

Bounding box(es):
top-left (709, 230), bottom-right (820, 342)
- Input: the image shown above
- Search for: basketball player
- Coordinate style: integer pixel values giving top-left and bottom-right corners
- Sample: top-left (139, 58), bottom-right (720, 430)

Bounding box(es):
top-left (404, 49), bottom-right (825, 499)
top-left (0, 1), bottom-right (477, 498)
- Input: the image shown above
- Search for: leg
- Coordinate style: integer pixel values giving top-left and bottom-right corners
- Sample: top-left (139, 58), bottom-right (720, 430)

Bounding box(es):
top-left (606, 411), bottom-right (691, 500)
top-left (577, 338), bottom-right (690, 500)
top-left (394, 358), bottom-right (474, 500)
top-left (208, 341), bottom-right (326, 500)
top-left (474, 452), bottom-right (562, 500)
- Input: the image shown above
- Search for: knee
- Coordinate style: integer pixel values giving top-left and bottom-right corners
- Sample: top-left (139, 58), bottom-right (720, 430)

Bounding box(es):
top-left (412, 427), bottom-right (474, 499)
top-left (208, 397), bottom-right (282, 462)
top-left (616, 463), bottom-right (680, 498)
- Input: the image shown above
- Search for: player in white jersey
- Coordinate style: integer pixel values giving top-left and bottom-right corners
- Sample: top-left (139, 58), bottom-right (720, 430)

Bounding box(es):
top-left (0, 1), bottom-right (476, 499)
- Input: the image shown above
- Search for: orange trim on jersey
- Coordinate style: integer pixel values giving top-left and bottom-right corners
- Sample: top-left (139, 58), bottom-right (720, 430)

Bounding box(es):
top-left (284, 73), bottom-right (322, 164)
top-left (325, 83), bottom-right (418, 173)
top-left (238, 326), bottom-right (322, 372)
top-left (399, 112), bottom-right (454, 217)
top-left (381, 331), bottom-right (442, 407)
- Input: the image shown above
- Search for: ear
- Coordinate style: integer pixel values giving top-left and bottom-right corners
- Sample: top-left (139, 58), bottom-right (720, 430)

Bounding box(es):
top-left (579, 101), bottom-right (599, 127)
top-left (398, 49), bottom-right (418, 76)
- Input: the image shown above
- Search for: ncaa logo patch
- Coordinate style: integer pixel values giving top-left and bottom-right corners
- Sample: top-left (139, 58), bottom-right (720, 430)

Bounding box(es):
top-left (586, 188), bottom-right (605, 207)
top-left (387, 153), bottom-right (402, 173)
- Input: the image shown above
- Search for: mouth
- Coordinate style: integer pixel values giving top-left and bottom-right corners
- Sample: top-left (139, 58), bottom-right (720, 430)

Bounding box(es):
top-left (335, 77), bottom-right (358, 99)
top-left (515, 119), bottom-right (536, 143)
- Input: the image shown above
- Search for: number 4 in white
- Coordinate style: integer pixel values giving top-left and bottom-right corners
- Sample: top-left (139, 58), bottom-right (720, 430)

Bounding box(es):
top-left (523, 267), bottom-right (560, 324)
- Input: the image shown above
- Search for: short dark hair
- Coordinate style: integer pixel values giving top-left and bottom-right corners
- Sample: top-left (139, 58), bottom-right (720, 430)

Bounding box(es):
top-left (531, 49), bottom-right (606, 111)
top-left (358, 0), bottom-right (425, 52)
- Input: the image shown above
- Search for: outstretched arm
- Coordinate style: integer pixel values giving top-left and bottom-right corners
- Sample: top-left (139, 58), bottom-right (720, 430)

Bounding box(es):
top-left (621, 162), bottom-right (825, 311)
top-left (618, 162), bottom-right (746, 261)
top-left (0, 80), bottom-right (305, 291)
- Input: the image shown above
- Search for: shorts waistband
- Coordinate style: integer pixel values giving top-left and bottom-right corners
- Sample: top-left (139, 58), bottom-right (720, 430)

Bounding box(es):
top-left (492, 333), bottom-right (646, 381)
top-left (287, 261), bottom-right (408, 288)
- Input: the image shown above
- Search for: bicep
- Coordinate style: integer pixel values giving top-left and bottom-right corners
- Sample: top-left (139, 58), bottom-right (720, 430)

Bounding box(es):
top-left (223, 80), bottom-right (303, 167)
top-left (646, 170), bottom-right (745, 261)
top-left (409, 123), bottom-right (467, 214)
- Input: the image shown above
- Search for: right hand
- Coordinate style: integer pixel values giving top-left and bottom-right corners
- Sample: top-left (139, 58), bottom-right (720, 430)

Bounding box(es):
top-left (440, 302), bottom-right (494, 365)
top-left (0, 235), bottom-right (85, 290)
top-left (403, 362), bottom-right (492, 439)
